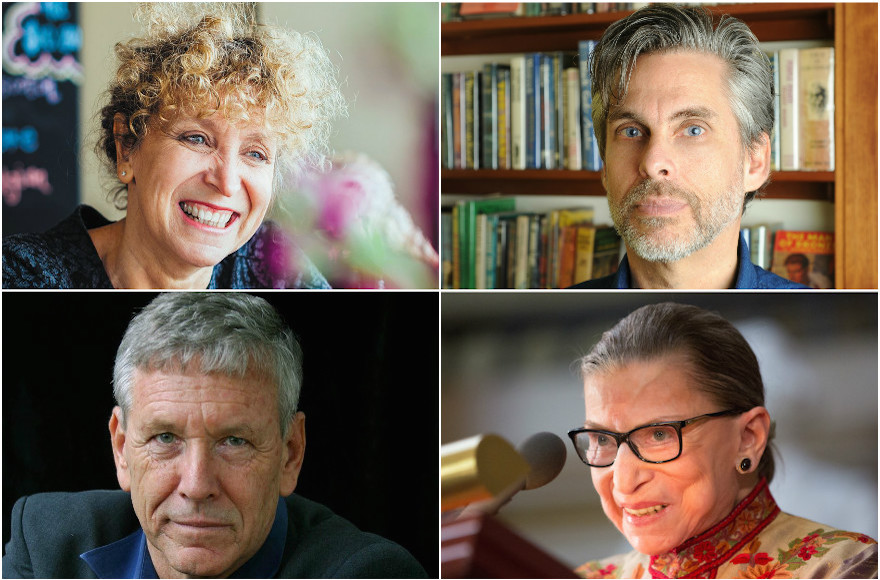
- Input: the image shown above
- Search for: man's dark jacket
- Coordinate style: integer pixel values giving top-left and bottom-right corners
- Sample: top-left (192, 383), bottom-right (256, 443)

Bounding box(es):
top-left (3, 490), bottom-right (426, 579)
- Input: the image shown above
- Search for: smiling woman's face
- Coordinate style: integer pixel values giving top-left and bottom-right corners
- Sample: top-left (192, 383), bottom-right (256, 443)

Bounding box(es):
top-left (118, 111), bottom-right (276, 274)
top-left (583, 355), bottom-right (744, 555)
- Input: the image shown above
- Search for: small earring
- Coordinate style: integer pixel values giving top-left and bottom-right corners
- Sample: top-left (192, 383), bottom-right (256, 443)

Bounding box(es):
top-left (121, 171), bottom-right (127, 177)
top-left (739, 458), bottom-right (752, 473)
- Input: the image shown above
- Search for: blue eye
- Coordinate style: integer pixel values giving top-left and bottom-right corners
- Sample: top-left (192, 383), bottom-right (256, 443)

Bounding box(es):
top-left (622, 127), bottom-right (642, 138)
top-left (246, 150), bottom-right (268, 162)
top-left (225, 436), bottom-right (247, 447)
top-left (182, 134), bottom-right (206, 146)
top-left (156, 433), bottom-right (176, 445)
top-left (685, 125), bottom-right (704, 137)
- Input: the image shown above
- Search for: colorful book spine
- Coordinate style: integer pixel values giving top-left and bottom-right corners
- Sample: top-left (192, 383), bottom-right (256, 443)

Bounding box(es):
top-left (452, 72), bottom-right (464, 169)
top-left (481, 64), bottom-right (499, 170)
top-left (573, 226), bottom-right (597, 284)
top-left (441, 210), bottom-right (453, 288)
top-left (541, 54), bottom-right (557, 169)
top-left (527, 215), bottom-right (541, 288)
top-left (464, 71), bottom-right (480, 169)
top-left (578, 40), bottom-right (602, 171)
top-left (462, 197), bottom-right (517, 288)
top-left (452, 203), bottom-right (461, 288)
top-left (510, 55), bottom-right (527, 169)
top-left (554, 52), bottom-right (565, 170)
top-left (474, 212), bottom-right (488, 289)
top-left (442, 73), bottom-right (453, 169)
top-left (565, 67), bottom-right (583, 170)
top-left (495, 218), bottom-right (508, 288)
top-left (557, 226), bottom-right (578, 288)
top-left (497, 66), bottom-right (511, 169)
top-left (514, 214), bottom-right (531, 289)
top-left (486, 214), bottom-right (500, 289)
top-left (525, 53), bottom-right (542, 169)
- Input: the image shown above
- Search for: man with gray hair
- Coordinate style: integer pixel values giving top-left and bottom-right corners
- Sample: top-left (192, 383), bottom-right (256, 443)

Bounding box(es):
top-left (3, 293), bottom-right (426, 579)
top-left (571, 4), bottom-right (807, 289)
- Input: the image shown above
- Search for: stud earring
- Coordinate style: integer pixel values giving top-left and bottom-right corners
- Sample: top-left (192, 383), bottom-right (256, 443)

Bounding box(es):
top-left (739, 458), bottom-right (752, 473)
top-left (121, 171), bottom-right (127, 177)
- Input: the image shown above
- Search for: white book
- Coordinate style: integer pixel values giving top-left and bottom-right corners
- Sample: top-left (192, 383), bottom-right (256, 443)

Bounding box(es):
top-left (799, 47), bottom-right (834, 171)
top-left (565, 67), bottom-right (583, 170)
top-left (779, 48), bottom-right (800, 171)
top-left (510, 55), bottom-right (527, 170)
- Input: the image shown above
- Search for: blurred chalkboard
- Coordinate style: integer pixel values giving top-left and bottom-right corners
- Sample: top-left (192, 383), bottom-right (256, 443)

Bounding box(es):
top-left (2, 2), bottom-right (81, 235)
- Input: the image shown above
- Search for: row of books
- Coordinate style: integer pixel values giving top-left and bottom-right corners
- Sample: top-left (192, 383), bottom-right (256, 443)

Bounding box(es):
top-left (443, 3), bottom-right (664, 21)
top-left (745, 226), bottom-right (834, 288)
top-left (441, 41), bottom-right (602, 172)
top-left (441, 198), bottom-right (622, 289)
top-left (441, 44), bottom-right (835, 174)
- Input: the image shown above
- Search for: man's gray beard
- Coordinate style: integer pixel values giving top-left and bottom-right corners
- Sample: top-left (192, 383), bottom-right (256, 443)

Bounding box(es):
top-left (609, 177), bottom-right (743, 264)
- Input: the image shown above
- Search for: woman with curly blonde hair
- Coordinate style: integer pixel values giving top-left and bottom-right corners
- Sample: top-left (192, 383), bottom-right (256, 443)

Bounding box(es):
top-left (3, 3), bottom-right (346, 288)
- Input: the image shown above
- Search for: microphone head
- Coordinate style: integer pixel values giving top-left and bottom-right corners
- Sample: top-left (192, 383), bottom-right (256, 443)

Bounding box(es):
top-left (518, 432), bottom-right (567, 490)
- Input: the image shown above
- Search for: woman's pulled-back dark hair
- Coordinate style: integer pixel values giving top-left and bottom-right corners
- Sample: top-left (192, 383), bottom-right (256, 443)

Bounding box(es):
top-left (579, 302), bottom-right (775, 483)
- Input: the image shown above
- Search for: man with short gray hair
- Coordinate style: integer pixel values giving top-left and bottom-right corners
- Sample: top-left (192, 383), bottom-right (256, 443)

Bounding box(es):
top-left (3, 293), bottom-right (426, 579)
top-left (571, 4), bottom-right (807, 289)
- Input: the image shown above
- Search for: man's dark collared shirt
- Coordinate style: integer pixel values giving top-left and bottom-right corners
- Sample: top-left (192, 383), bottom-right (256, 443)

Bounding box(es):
top-left (79, 498), bottom-right (287, 579)
top-left (570, 232), bottom-right (809, 289)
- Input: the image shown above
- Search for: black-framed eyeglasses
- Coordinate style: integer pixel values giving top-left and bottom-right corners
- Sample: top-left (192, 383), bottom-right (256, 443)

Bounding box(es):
top-left (567, 409), bottom-right (746, 468)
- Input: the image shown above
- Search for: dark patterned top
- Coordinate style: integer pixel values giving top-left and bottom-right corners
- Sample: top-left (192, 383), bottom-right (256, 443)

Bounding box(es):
top-left (2, 205), bottom-right (330, 289)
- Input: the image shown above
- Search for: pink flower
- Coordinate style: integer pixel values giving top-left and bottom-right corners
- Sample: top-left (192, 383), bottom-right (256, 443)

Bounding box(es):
top-left (314, 174), bottom-right (368, 239)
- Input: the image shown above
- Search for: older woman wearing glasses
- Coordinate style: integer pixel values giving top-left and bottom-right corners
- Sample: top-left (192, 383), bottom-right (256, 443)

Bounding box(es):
top-left (568, 303), bottom-right (877, 579)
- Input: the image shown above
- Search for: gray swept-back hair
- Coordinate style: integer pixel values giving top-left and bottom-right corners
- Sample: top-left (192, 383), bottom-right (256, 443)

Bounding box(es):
top-left (578, 302), bottom-right (776, 483)
top-left (592, 4), bottom-right (774, 205)
top-left (114, 293), bottom-right (303, 436)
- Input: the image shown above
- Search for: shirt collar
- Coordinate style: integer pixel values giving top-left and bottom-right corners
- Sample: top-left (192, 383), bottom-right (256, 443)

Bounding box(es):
top-left (733, 231), bottom-right (758, 289)
top-left (648, 478), bottom-right (780, 578)
top-left (613, 232), bottom-right (775, 289)
top-left (80, 497), bottom-right (288, 579)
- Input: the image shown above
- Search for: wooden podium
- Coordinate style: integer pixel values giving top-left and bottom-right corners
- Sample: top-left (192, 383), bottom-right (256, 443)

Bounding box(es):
top-left (441, 513), bottom-right (579, 578)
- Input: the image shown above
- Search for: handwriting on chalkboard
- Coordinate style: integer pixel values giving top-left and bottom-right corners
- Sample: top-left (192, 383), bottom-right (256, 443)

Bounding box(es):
top-left (3, 126), bottom-right (39, 154)
top-left (2, 2), bottom-right (80, 233)
top-left (2, 2), bottom-right (83, 83)
top-left (2, 75), bottom-right (61, 104)
top-left (3, 164), bottom-right (53, 207)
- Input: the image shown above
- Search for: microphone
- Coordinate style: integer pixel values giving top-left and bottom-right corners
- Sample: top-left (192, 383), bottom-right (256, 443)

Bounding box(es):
top-left (518, 431), bottom-right (567, 491)
top-left (441, 432), bottom-right (567, 516)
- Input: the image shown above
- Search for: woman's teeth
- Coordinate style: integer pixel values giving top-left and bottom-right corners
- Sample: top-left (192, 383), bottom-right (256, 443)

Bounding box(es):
top-left (181, 202), bottom-right (233, 228)
top-left (624, 505), bottom-right (668, 517)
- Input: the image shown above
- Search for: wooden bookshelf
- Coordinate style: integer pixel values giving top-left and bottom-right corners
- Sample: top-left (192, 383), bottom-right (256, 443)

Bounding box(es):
top-left (442, 3), bottom-right (835, 55)
top-left (442, 169), bottom-right (835, 200)
top-left (441, 3), bottom-right (878, 288)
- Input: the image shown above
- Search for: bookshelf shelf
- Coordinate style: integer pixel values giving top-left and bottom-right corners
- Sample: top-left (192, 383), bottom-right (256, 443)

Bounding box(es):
top-left (442, 170), bottom-right (834, 200)
top-left (442, 3), bottom-right (835, 55)
top-left (441, 3), bottom-right (878, 288)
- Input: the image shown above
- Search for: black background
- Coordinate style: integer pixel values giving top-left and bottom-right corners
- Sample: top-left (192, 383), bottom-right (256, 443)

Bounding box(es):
top-left (2, 292), bottom-right (439, 576)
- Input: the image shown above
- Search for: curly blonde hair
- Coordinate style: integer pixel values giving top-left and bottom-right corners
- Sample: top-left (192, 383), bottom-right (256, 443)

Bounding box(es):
top-left (97, 2), bottom-right (347, 208)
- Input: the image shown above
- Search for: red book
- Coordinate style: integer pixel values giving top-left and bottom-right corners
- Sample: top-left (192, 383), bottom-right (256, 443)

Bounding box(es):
top-left (771, 230), bottom-right (834, 288)
top-left (458, 3), bottom-right (520, 17)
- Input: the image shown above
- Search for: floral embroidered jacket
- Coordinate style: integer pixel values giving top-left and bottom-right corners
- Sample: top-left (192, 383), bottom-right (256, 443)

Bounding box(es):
top-left (577, 480), bottom-right (877, 579)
